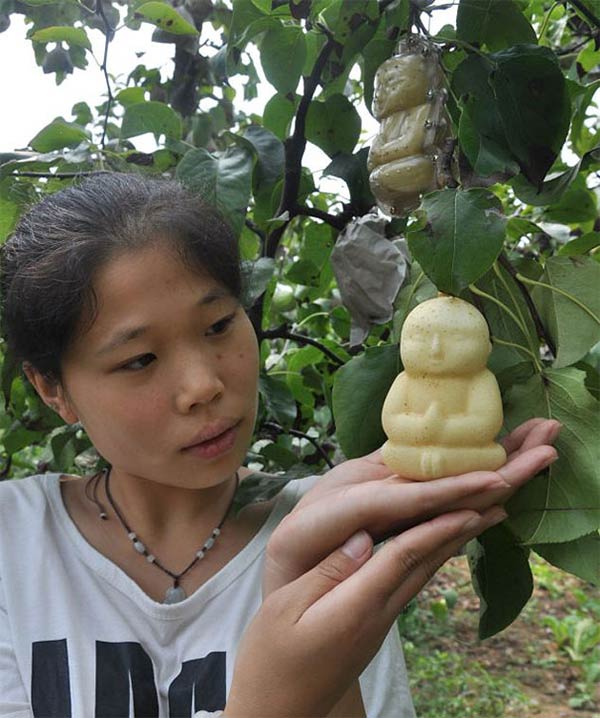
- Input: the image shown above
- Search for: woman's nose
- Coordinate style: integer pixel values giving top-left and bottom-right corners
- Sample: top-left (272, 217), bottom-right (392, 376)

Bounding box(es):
top-left (174, 357), bottom-right (225, 413)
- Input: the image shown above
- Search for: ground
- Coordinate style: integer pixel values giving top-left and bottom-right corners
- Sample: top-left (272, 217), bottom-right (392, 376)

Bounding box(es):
top-left (400, 553), bottom-right (600, 718)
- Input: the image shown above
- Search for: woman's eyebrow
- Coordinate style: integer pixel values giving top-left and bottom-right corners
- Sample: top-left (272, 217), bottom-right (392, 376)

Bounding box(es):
top-left (96, 325), bottom-right (149, 357)
top-left (95, 288), bottom-right (233, 357)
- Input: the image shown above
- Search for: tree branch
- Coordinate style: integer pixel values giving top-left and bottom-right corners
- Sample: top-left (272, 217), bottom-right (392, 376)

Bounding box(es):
top-left (566, 0), bottom-right (600, 29)
top-left (266, 34), bottom-right (338, 258)
top-left (260, 325), bottom-right (345, 366)
top-left (96, 0), bottom-right (116, 149)
top-left (261, 421), bottom-right (336, 469)
top-left (8, 171), bottom-right (111, 179)
top-left (294, 204), bottom-right (354, 231)
top-left (498, 252), bottom-right (557, 358)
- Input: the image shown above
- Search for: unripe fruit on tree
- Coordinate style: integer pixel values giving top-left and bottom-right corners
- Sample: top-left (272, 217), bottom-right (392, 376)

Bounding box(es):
top-left (368, 35), bottom-right (449, 217)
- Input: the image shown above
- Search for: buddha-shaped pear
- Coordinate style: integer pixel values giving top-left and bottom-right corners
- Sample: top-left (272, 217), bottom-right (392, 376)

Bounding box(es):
top-left (381, 296), bottom-right (506, 480)
top-left (368, 34), bottom-right (450, 217)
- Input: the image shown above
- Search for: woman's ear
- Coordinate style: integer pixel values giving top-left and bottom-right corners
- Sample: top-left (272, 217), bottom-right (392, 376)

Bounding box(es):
top-left (22, 363), bottom-right (79, 425)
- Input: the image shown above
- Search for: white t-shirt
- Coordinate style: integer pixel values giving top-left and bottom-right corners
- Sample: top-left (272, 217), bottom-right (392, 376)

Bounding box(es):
top-left (0, 473), bottom-right (416, 717)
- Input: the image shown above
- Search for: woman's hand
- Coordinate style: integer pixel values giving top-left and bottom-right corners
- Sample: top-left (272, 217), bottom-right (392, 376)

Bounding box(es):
top-left (226, 507), bottom-right (507, 718)
top-left (263, 418), bottom-right (559, 594)
top-left (224, 418), bottom-right (559, 718)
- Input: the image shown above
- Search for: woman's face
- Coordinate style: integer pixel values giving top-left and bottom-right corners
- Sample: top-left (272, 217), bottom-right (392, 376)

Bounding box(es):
top-left (49, 243), bottom-right (259, 489)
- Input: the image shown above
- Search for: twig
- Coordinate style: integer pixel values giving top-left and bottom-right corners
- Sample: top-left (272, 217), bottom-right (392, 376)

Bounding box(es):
top-left (266, 34), bottom-right (338, 258)
top-left (498, 253), bottom-right (557, 358)
top-left (295, 204), bottom-right (353, 231)
top-left (260, 325), bottom-right (345, 366)
top-left (262, 421), bottom-right (336, 469)
top-left (566, 0), bottom-right (600, 29)
top-left (244, 218), bottom-right (266, 245)
top-left (96, 0), bottom-right (116, 150)
top-left (8, 171), bottom-right (112, 179)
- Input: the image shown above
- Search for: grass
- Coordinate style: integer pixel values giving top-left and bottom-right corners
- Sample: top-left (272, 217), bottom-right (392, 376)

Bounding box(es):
top-left (398, 552), bottom-right (600, 718)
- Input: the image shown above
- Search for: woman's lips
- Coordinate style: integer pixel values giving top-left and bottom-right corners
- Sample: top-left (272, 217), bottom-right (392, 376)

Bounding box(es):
top-left (182, 422), bottom-right (240, 460)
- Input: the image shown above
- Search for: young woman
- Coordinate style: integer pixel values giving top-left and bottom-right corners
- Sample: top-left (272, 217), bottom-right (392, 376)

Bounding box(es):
top-left (0, 172), bottom-right (559, 717)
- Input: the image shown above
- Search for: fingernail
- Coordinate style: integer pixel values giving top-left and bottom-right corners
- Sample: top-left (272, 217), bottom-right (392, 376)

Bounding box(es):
top-left (549, 422), bottom-right (562, 442)
top-left (463, 508), bottom-right (507, 532)
top-left (341, 531), bottom-right (371, 559)
top-left (485, 507), bottom-right (508, 526)
top-left (541, 452), bottom-right (559, 470)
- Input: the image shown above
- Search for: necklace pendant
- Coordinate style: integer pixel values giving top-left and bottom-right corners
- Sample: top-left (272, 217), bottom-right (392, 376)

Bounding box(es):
top-left (164, 585), bottom-right (186, 604)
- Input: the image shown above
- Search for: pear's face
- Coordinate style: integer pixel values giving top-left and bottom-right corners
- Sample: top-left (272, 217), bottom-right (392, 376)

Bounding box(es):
top-left (401, 322), bottom-right (490, 376)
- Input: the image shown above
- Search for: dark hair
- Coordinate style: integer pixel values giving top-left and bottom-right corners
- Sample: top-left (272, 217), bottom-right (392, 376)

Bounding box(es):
top-left (0, 172), bottom-right (241, 380)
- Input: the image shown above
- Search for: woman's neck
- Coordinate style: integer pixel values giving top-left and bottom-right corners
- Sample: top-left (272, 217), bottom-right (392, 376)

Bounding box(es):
top-left (94, 467), bottom-right (250, 548)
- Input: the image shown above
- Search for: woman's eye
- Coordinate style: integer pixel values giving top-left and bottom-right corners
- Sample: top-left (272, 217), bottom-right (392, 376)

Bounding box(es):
top-left (120, 354), bottom-right (155, 371)
top-left (207, 313), bottom-right (235, 336)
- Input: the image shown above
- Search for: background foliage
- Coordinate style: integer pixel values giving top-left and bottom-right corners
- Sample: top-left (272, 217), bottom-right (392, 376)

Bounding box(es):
top-left (0, 0), bottom-right (599, 638)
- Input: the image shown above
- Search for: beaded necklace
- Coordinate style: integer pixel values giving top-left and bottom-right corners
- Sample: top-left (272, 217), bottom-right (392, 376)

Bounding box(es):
top-left (85, 467), bottom-right (239, 604)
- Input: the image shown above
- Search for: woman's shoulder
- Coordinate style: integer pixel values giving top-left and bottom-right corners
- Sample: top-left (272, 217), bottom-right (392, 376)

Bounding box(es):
top-left (0, 473), bottom-right (58, 513)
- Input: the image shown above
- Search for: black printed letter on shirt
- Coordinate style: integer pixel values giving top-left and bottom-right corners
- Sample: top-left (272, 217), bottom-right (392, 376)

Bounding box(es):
top-left (31, 639), bottom-right (72, 717)
top-left (168, 652), bottom-right (226, 715)
top-left (96, 641), bottom-right (159, 717)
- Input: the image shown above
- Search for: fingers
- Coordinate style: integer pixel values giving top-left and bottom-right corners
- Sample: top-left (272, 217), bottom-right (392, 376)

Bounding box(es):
top-left (301, 507), bottom-right (507, 633)
top-left (263, 470), bottom-right (512, 594)
top-left (497, 443), bottom-right (558, 485)
top-left (441, 443), bottom-right (559, 515)
top-left (501, 418), bottom-right (561, 458)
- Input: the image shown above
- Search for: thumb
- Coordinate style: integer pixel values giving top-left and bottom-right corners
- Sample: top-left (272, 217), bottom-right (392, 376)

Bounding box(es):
top-left (287, 531), bottom-right (374, 613)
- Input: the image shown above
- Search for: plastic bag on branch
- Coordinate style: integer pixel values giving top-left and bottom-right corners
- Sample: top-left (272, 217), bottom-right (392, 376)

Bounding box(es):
top-left (330, 213), bottom-right (408, 347)
top-left (368, 34), bottom-right (450, 217)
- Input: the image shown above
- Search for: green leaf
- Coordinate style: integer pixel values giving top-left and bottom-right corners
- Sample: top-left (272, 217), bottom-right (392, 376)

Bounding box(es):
top-left (263, 92), bottom-right (298, 140)
top-left (299, 222), bottom-right (334, 271)
top-left (228, 0), bottom-right (275, 50)
top-left (489, 45), bottom-right (570, 188)
top-left (571, 79), bottom-right (600, 156)
top-left (232, 470), bottom-right (296, 515)
top-left (71, 101), bottom-right (92, 126)
top-left (467, 524), bottom-right (533, 639)
top-left (542, 176), bottom-right (598, 225)
top-left (454, 47), bottom-right (570, 189)
top-left (242, 125), bottom-right (284, 191)
top-left (305, 94), bottom-right (361, 158)
top-left (472, 263), bottom-right (539, 377)
top-left (453, 54), bottom-right (518, 179)
top-left (531, 256), bottom-right (600, 368)
top-left (116, 87), bottom-right (146, 107)
top-left (29, 118), bottom-right (89, 152)
top-left (260, 24), bottom-right (306, 94)
top-left (457, 0), bottom-right (536, 52)
top-left (407, 189), bottom-right (506, 294)
top-left (135, 1), bottom-right (198, 34)
top-left (332, 344), bottom-right (400, 459)
top-left (285, 258), bottom-right (321, 287)
top-left (176, 146), bottom-right (255, 238)
top-left (322, 149), bottom-right (375, 214)
top-left (259, 374), bottom-right (297, 428)
top-left (533, 533), bottom-right (599, 586)
top-left (558, 232), bottom-right (600, 257)
top-left (458, 103), bottom-right (519, 179)
top-left (2, 423), bottom-right (43, 455)
top-left (511, 156), bottom-right (586, 206)
top-left (121, 101), bottom-right (182, 140)
top-left (504, 368), bottom-right (600, 544)
top-left (240, 257), bottom-right (276, 308)
top-left (31, 25), bottom-right (91, 49)
top-left (0, 196), bottom-right (18, 241)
